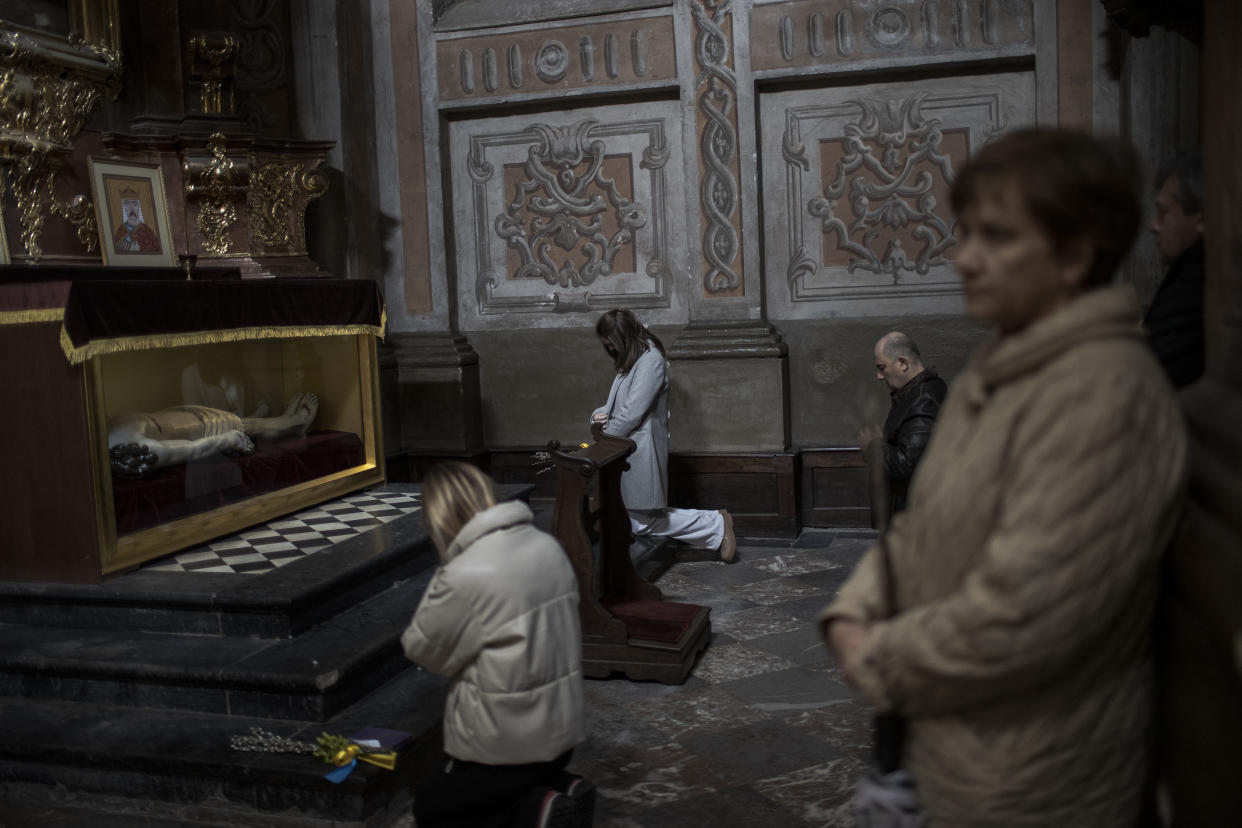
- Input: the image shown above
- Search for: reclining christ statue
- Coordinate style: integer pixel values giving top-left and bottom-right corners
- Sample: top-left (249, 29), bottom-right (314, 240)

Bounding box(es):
top-left (108, 393), bottom-right (319, 479)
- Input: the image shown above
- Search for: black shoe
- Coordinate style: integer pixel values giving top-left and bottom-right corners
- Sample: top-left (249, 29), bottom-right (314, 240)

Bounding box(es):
top-left (553, 774), bottom-right (596, 827)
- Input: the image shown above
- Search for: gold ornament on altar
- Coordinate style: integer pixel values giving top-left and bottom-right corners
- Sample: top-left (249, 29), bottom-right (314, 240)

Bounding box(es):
top-left (187, 34), bottom-right (237, 116)
top-left (185, 132), bottom-right (239, 256)
top-left (0, 8), bottom-right (121, 261)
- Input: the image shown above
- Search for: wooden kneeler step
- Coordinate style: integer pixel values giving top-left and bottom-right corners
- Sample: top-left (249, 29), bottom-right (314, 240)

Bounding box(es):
top-left (548, 425), bottom-right (712, 685)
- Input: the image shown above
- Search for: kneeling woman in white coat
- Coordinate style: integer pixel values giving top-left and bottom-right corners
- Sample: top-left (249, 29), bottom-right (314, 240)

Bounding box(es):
top-left (593, 308), bottom-right (736, 562)
top-left (401, 462), bottom-right (591, 828)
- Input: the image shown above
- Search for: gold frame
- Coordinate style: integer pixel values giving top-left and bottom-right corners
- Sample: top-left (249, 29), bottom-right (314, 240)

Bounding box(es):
top-left (0, 210), bottom-right (8, 264)
top-left (87, 157), bottom-right (177, 267)
top-left (86, 335), bottom-right (386, 575)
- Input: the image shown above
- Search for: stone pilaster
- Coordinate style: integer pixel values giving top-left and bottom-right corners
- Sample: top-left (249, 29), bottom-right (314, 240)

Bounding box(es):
top-left (390, 333), bottom-right (483, 456)
top-left (666, 323), bottom-right (789, 453)
top-left (668, 2), bottom-right (788, 454)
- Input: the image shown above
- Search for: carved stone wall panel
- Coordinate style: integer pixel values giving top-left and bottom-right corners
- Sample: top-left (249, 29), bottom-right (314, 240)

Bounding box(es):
top-left (450, 101), bottom-right (685, 330)
top-left (436, 16), bottom-right (676, 103)
top-left (693, 0), bottom-right (744, 299)
top-left (750, 0), bottom-right (1035, 73)
top-left (761, 71), bottom-right (1035, 319)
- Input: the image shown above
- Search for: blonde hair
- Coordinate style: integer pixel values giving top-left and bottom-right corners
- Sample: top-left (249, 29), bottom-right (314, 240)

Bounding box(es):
top-left (422, 462), bottom-right (498, 562)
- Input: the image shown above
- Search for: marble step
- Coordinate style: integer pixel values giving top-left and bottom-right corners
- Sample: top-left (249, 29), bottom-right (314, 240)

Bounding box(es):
top-left (0, 664), bottom-right (449, 824)
top-left (0, 568), bottom-right (434, 722)
top-left (0, 501), bottom-right (438, 639)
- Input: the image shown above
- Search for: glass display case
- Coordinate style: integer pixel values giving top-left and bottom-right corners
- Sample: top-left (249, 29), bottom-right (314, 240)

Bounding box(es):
top-left (94, 333), bottom-right (382, 572)
top-left (0, 271), bottom-right (385, 582)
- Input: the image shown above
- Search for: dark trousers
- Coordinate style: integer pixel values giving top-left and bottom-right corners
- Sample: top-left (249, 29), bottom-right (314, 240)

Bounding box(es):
top-left (413, 749), bottom-right (572, 828)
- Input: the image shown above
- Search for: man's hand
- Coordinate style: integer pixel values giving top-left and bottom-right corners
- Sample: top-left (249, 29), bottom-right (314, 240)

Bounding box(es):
top-left (857, 425), bottom-right (882, 454)
top-left (592, 412), bottom-right (608, 424)
top-left (823, 618), bottom-right (870, 688)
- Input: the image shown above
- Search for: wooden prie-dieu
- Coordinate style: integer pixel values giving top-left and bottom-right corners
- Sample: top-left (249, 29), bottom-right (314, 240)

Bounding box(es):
top-left (547, 424), bottom-right (711, 684)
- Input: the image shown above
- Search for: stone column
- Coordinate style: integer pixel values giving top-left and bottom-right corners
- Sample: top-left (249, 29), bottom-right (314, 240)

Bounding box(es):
top-left (379, 0), bottom-right (484, 472)
top-left (669, 0), bottom-right (789, 454)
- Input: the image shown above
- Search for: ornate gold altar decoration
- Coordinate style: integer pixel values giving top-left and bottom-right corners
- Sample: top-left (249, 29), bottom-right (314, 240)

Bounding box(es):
top-left (0, 11), bottom-right (122, 261)
top-left (247, 160), bottom-right (328, 251)
top-left (48, 177), bottom-right (98, 252)
top-left (185, 133), bottom-right (240, 256)
top-left (187, 34), bottom-right (238, 115)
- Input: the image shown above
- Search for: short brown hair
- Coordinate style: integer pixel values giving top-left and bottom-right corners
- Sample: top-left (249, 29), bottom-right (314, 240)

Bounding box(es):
top-left (422, 462), bottom-right (497, 562)
top-left (950, 128), bottom-right (1143, 287)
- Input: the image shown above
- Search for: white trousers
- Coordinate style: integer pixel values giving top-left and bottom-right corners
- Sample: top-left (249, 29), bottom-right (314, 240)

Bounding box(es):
top-left (628, 507), bottom-right (724, 551)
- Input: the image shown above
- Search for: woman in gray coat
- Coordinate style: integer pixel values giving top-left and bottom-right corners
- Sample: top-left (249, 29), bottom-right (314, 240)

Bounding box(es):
top-left (593, 309), bottom-right (736, 561)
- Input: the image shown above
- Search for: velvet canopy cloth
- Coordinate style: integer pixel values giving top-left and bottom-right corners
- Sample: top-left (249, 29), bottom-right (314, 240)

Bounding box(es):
top-left (58, 277), bottom-right (386, 365)
top-left (0, 265), bottom-right (232, 326)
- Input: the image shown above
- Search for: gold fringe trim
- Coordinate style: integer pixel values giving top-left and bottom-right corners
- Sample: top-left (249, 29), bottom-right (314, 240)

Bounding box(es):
top-left (379, 306), bottom-right (388, 339)
top-left (59, 323), bottom-right (386, 365)
top-left (0, 308), bottom-right (65, 326)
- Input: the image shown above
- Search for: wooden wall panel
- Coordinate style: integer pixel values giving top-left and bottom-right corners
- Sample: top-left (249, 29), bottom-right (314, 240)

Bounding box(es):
top-left (800, 448), bottom-right (870, 528)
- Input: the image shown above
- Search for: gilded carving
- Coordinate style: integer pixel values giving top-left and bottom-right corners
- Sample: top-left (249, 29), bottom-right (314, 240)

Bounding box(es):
top-left (295, 167), bottom-right (328, 250)
top-left (185, 133), bottom-right (239, 256)
top-left (2, 152), bottom-right (99, 260)
top-left (247, 159), bottom-right (327, 251)
top-left (493, 120), bottom-right (648, 288)
top-left (0, 29), bottom-right (119, 155)
top-left (0, 22), bottom-right (121, 259)
top-left (692, 0), bottom-right (741, 293)
top-left (187, 35), bottom-right (238, 115)
top-left (248, 161), bottom-right (298, 247)
top-left (6, 155), bottom-right (47, 259)
top-left (48, 182), bottom-right (98, 252)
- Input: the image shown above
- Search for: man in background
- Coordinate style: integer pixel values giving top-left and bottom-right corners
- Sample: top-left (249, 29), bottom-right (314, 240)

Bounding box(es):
top-left (1146, 150), bottom-right (1204, 388)
top-left (858, 331), bottom-right (947, 524)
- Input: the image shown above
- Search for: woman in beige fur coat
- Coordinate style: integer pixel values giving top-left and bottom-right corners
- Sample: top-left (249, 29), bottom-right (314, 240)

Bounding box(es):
top-left (822, 129), bottom-right (1188, 827)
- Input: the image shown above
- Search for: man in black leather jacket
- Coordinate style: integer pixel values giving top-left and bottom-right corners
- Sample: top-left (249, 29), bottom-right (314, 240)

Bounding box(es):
top-left (1145, 151), bottom-right (1204, 389)
top-left (860, 332), bottom-right (948, 523)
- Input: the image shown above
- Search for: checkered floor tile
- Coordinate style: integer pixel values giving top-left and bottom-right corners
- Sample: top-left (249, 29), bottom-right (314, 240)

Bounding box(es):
top-left (142, 489), bottom-right (422, 575)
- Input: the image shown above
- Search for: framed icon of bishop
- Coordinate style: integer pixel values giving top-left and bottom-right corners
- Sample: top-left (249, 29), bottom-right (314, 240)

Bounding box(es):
top-left (88, 157), bottom-right (177, 267)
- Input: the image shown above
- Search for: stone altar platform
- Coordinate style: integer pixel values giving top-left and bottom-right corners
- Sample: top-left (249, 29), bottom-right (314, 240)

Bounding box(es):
top-left (0, 483), bottom-right (530, 825)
